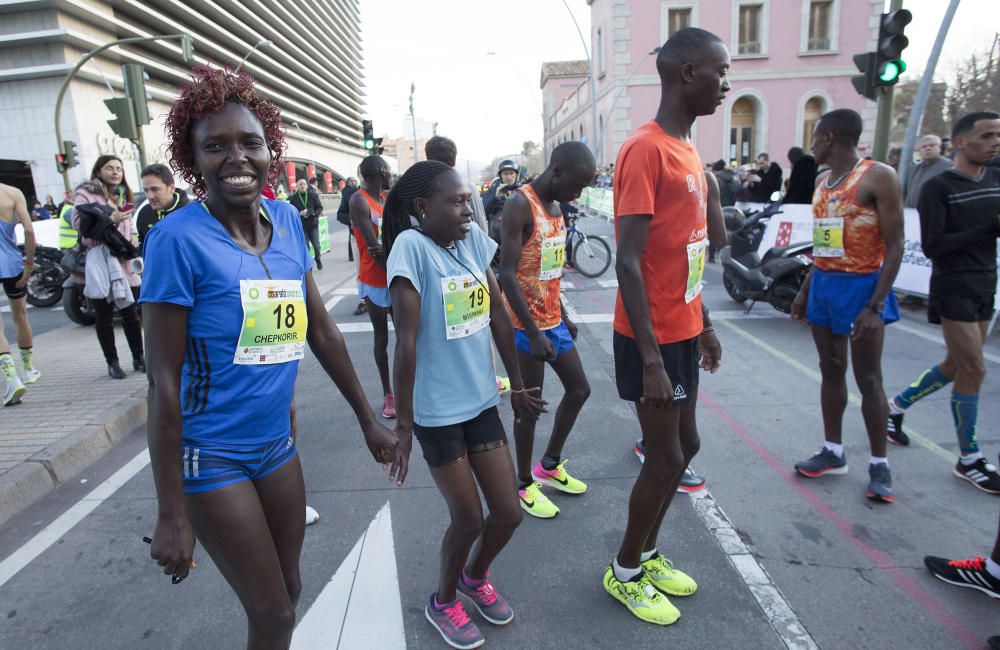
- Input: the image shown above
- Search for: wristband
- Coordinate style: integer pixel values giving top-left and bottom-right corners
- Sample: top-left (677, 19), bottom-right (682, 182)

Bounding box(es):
top-left (702, 327), bottom-right (715, 334)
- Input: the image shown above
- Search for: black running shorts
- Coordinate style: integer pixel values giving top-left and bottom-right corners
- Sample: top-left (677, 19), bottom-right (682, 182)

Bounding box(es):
top-left (928, 293), bottom-right (995, 324)
top-left (413, 406), bottom-right (507, 467)
top-left (613, 332), bottom-right (699, 406)
top-left (1, 275), bottom-right (26, 300)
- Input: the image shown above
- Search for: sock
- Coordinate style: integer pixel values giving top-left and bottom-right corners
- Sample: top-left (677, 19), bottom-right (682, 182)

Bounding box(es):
top-left (869, 456), bottom-right (888, 467)
top-left (950, 392), bottom-right (980, 455)
top-left (461, 569), bottom-right (485, 587)
top-left (640, 548), bottom-right (657, 562)
top-left (0, 353), bottom-right (16, 383)
top-left (824, 442), bottom-right (844, 458)
top-left (894, 366), bottom-right (952, 409)
top-left (612, 558), bottom-right (642, 582)
top-left (986, 557), bottom-right (1000, 580)
top-left (433, 593), bottom-right (457, 610)
top-left (19, 346), bottom-right (33, 371)
top-left (960, 452), bottom-right (984, 466)
top-left (888, 398), bottom-right (904, 416)
top-left (541, 454), bottom-right (561, 471)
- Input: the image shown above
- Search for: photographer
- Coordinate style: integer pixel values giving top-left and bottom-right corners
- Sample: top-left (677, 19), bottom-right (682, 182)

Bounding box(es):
top-left (485, 159), bottom-right (520, 242)
top-left (289, 178), bottom-right (325, 269)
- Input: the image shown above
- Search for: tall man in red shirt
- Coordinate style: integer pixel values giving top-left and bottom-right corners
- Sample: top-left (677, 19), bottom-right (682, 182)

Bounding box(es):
top-left (604, 27), bottom-right (728, 625)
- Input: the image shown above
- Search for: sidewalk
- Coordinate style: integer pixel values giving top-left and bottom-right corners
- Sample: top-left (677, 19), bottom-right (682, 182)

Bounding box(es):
top-left (0, 222), bottom-right (358, 527)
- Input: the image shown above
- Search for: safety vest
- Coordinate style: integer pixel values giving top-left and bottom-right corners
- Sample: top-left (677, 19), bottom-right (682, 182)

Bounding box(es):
top-left (58, 203), bottom-right (77, 249)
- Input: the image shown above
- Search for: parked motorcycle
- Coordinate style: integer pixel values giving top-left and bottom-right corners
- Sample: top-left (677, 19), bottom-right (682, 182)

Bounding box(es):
top-left (17, 244), bottom-right (68, 308)
top-left (719, 201), bottom-right (813, 314)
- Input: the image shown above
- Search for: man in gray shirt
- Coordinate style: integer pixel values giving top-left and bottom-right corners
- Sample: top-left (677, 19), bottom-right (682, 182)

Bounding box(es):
top-left (904, 134), bottom-right (953, 208)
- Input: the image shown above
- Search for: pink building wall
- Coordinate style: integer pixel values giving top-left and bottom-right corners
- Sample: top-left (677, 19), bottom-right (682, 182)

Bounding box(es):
top-left (543, 0), bottom-right (884, 170)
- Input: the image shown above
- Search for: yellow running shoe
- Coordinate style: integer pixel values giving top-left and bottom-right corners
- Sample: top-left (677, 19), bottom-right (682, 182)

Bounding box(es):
top-left (518, 482), bottom-right (559, 519)
top-left (641, 554), bottom-right (698, 596)
top-left (531, 460), bottom-right (588, 494)
top-left (602, 565), bottom-right (680, 625)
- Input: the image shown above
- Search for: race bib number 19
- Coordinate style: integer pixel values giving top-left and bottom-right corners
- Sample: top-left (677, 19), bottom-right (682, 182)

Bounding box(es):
top-left (685, 239), bottom-right (707, 304)
top-left (441, 273), bottom-right (490, 340)
top-left (234, 279), bottom-right (308, 365)
top-left (539, 234), bottom-right (566, 280)
top-left (813, 217), bottom-right (845, 257)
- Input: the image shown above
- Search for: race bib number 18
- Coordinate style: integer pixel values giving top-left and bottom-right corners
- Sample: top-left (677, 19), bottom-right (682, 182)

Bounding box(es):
top-left (685, 239), bottom-right (707, 304)
top-left (441, 273), bottom-right (490, 340)
top-left (234, 279), bottom-right (308, 365)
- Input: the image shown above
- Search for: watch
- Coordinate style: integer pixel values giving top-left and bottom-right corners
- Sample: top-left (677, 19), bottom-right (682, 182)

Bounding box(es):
top-left (866, 301), bottom-right (884, 314)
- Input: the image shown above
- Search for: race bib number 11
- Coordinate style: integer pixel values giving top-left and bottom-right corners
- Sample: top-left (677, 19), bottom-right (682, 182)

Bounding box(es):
top-left (234, 279), bottom-right (308, 365)
top-left (441, 273), bottom-right (490, 340)
top-left (539, 234), bottom-right (566, 280)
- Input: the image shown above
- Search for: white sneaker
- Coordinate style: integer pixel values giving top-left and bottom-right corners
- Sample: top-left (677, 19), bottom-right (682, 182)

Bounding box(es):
top-left (305, 506), bottom-right (320, 526)
top-left (19, 368), bottom-right (41, 384)
top-left (3, 378), bottom-right (26, 406)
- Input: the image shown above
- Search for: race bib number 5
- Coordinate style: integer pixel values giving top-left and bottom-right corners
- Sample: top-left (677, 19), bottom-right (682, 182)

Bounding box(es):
top-left (234, 279), bottom-right (308, 365)
top-left (540, 234), bottom-right (566, 280)
top-left (813, 217), bottom-right (845, 257)
top-left (685, 239), bottom-right (707, 304)
top-left (442, 273), bottom-right (490, 340)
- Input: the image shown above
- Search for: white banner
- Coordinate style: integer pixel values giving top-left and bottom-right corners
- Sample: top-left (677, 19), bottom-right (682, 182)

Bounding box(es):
top-left (748, 203), bottom-right (998, 302)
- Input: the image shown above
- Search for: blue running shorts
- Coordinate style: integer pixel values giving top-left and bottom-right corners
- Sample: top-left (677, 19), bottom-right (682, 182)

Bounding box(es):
top-left (514, 320), bottom-right (575, 359)
top-left (358, 281), bottom-right (391, 308)
top-left (807, 268), bottom-right (899, 336)
top-left (181, 436), bottom-right (298, 494)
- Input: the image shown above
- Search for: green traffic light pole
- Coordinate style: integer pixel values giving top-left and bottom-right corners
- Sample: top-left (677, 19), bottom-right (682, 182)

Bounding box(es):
top-left (871, 0), bottom-right (904, 162)
top-left (54, 33), bottom-right (193, 193)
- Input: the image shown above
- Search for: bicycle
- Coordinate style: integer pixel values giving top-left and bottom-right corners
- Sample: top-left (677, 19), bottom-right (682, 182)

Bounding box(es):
top-left (566, 215), bottom-right (612, 278)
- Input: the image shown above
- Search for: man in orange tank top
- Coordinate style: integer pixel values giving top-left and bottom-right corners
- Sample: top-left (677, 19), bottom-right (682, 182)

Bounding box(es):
top-left (790, 109), bottom-right (904, 503)
top-left (604, 28), bottom-right (727, 626)
top-left (349, 155), bottom-right (396, 418)
top-left (499, 141), bottom-right (596, 520)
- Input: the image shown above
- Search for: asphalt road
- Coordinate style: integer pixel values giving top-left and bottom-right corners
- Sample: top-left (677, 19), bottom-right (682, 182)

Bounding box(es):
top-left (2, 218), bottom-right (999, 649)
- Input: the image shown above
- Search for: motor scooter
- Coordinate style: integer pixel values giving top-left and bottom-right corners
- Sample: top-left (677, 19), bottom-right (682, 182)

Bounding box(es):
top-left (719, 198), bottom-right (813, 314)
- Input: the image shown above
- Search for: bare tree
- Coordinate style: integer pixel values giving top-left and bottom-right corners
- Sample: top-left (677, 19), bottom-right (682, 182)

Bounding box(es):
top-left (946, 33), bottom-right (999, 122)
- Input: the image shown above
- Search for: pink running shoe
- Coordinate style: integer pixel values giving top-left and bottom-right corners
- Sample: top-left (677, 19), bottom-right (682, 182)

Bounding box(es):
top-left (382, 393), bottom-right (396, 419)
top-left (425, 594), bottom-right (484, 649)
top-left (457, 569), bottom-right (514, 625)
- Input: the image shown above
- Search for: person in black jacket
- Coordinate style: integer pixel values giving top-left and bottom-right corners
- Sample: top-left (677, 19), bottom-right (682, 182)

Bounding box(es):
top-left (136, 164), bottom-right (189, 251)
top-left (784, 147), bottom-right (818, 204)
top-left (289, 178), bottom-right (325, 269)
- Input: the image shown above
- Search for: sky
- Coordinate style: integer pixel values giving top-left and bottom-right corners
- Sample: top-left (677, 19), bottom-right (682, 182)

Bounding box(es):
top-left (358, 0), bottom-right (999, 169)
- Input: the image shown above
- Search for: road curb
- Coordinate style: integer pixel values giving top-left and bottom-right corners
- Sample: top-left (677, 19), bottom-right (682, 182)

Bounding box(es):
top-left (0, 395), bottom-right (147, 528)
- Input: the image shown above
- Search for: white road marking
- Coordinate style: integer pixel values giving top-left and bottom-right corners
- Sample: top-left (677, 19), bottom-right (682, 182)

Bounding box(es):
top-left (291, 501), bottom-right (404, 650)
top-left (324, 295), bottom-right (345, 312)
top-left (0, 448), bottom-right (151, 589)
top-left (333, 287), bottom-right (358, 296)
top-left (689, 489), bottom-right (818, 650)
top-left (894, 321), bottom-right (1000, 365)
top-left (561, 280), bottom-right (575, 289)
top-left (598, 278), bottom-right (618, 288)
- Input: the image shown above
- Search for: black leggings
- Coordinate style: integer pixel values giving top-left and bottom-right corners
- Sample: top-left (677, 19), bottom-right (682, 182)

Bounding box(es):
top-left (91, 286), bottom-right (143, 363)
top-left (304, 223), bottom-right (322, 262)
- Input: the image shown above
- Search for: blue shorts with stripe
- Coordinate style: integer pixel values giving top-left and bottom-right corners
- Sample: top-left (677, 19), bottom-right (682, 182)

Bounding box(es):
top-left (180, 436), bottom-right (298, 494)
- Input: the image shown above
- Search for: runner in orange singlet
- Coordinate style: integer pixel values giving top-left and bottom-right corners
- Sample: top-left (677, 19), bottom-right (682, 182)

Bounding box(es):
top-left (499, 141), bottom-right (595, 520)
top-left (791, 109), bottom-right (904, 503)
top-left (349, 155), bottom-right (396, 418)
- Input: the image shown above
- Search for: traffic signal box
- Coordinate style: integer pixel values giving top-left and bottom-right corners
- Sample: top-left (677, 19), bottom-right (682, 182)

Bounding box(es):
top-left (851, 10), bottom-right (912, 100)
top-left (362, 120), bottom-right (375, 151)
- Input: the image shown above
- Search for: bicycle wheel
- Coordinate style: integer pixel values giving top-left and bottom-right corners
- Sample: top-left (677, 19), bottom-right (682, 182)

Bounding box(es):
top-left (570, 232), bottom-right (612, 278)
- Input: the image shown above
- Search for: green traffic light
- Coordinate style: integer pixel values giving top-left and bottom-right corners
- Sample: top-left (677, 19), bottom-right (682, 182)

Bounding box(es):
top-left (879, 60), bottom-right (905, 83)
top-left (364, 138), bottom-right (374, 149)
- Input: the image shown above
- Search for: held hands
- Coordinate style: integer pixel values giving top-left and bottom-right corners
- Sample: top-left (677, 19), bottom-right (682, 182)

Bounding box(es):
top-left (386, 424), bottom-right (412, 486)
top-left (790, 289), bottom-right (809, 324)
top-left (511, 388), bottom-right (547, 424)
top-left (851, 307), bottom-right (882, 342)
top-left (698, 329), bottom-right (722, 373)
top-left (529, 331), bottom-right (556, 361)
top-left (150, 515), bottom-right (196, 584)
top-left (362, 418), bottom-right (405, 480)
top-left (640, 362), bottom-right (674, 409)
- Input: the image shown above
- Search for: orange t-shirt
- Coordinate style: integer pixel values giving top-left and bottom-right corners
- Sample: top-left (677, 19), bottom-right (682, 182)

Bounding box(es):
top-left (613, 121), bottom-right (707, 345)
top-left (503, 185), bottom-right (566, 331)
top-left (353, 189), bottom-right (388, 288)
top-left (811, 159), bottom-right (885, 274)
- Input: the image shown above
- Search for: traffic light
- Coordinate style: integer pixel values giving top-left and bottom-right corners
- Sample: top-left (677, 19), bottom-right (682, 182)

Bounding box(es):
top-left (851, 52), bottom-right (878, 101)
top-left (122, 63), bottom-right (151, 125)
top-left (55, 153), bottom-right (68, 173)
top-left (180, 33), bottom-right (195, 63)
top-left (874, 10), bottom-right (911, 87)
top-left (374, 137), bottom-right (384, 155)
top-left (362, 120), bottom-right (375, 151)
top-left (63, 140), bottom-right (79, 169)
top-left (104, 97), bottom-right (139, 140)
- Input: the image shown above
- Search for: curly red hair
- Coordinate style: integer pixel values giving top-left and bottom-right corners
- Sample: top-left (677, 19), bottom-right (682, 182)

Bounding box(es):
top-left (166, 66), bottom-right (286, 199)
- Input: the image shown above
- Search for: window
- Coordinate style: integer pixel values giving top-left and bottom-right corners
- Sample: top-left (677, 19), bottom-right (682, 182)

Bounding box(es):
top-left (808, 0), bottom-right (832, 51)
top-left (667, 8), bottom-right (691, 36)
top-left (738, 4), bottom-right (762, 55)
top-left (802, 96), bottom-right (825, 151)
top-left (596, 27), bottom-right (606, 76)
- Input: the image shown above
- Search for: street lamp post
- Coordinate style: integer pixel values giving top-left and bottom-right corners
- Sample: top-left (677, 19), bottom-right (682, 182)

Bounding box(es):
top-left (409, 83), bottom-right (419, 168)
top-left (53, 33), bottom-right (194, 192)
top-left (600, 47), bottom-right (659, 157)
top-left (559, 0), bottom-right (600, 162)
top-left (235, 39), bottom-right (272, 73)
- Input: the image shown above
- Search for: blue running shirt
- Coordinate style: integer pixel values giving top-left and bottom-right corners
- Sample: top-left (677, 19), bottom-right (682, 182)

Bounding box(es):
top-left (139, 199), bottom-right (313, 449)
top-left (387, 226), bottom-right (500, 427)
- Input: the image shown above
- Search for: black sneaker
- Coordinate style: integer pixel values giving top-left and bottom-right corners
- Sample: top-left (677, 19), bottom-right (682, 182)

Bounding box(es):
top-left (866, 463), bottom-right (894, 503)
top-left (924, 555), bottom-right (1000, 600)
top-left (677, 468), bottom-right (706, 493)
top-left (352, 301), bottom-right (367, 316)
top-left (953, 457), bottom-right (1000, 494)
top-left (887, 412), bottom-right (909, 446)
top-left (794, 447), bottom-right (848, 478)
